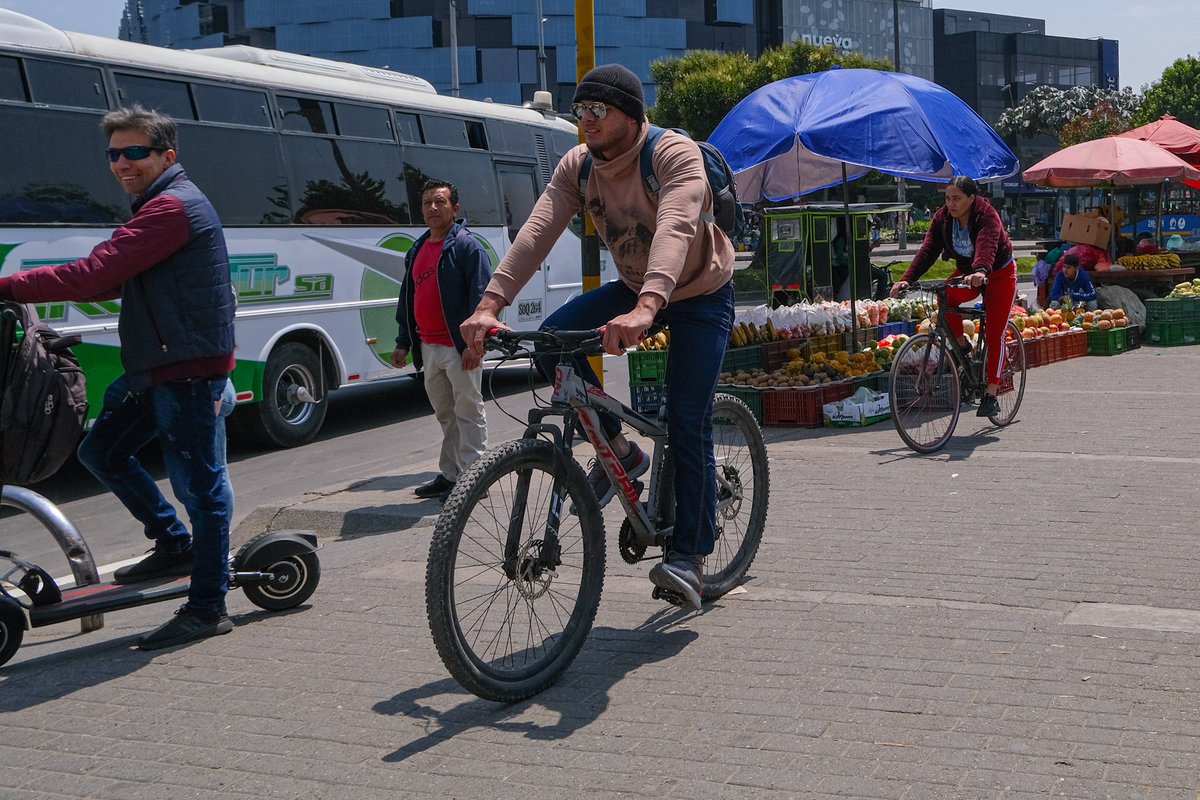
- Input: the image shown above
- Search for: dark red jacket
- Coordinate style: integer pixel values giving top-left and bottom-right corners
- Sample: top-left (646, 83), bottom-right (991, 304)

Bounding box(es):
top-left (902, 197), bottom-right (1013, 284)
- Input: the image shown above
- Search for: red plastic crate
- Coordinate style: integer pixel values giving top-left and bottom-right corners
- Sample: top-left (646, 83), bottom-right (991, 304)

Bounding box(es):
top-left (1064, 330), bottom-right (1088, 359)
top-left (762, 386), bottom-right (825, 428)
top-left (821, 380), bottom-right (854, 404)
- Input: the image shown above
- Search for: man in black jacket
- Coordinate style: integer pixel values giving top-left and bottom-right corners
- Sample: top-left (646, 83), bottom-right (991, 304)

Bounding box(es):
top-left (393, 180), bottom-right (491, 502)
top-left (0, 105), bottom-right (235, 650)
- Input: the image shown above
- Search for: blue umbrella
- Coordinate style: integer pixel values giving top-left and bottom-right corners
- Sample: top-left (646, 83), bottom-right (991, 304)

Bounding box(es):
top-left (708, 68), bottom-right (1018, 202)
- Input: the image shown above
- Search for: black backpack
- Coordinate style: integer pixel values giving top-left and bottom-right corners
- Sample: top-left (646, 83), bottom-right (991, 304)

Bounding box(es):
top-left (577, 124), bottom-right (747, 240)
top-left (0, 302), bottom-right (88, 485)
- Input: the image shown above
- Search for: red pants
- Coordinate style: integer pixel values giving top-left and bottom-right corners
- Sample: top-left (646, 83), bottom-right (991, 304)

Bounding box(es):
top-left (944, 262), bottom-right (1018, 386)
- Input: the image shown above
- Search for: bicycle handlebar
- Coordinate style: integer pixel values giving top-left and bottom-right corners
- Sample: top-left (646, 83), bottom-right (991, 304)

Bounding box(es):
top-left (485, 323), bottom-right (666, 358)
top-left (896, 277), bottom-right (979, 296)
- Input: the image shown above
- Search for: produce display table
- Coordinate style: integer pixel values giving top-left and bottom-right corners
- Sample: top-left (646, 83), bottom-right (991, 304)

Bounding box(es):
top-left (1085, 267), bottom-right (1194, 291)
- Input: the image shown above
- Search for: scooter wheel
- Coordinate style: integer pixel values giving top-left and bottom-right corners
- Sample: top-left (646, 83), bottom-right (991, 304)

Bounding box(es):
top-left (0, 597), bottom-right (26, 667)
top-left (240, 544), bottom-right (320, 611)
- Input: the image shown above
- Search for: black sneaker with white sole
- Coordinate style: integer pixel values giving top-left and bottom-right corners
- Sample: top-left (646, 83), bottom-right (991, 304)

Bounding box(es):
top-left (977, 394), bottom-right (1001, 417)
top-left (137, 605), bottom-right (233, 651)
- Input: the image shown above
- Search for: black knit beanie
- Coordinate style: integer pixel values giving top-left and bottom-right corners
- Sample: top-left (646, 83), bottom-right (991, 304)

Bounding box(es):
top-left (573, 64), bottom-right (645, 121)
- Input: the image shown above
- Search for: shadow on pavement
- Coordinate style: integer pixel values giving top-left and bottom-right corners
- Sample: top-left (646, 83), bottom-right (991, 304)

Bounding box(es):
top-left (373, 622), bottom-right (697, 762)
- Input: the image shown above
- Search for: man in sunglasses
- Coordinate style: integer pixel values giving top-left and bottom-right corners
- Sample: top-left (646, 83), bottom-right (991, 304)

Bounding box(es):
top-left (0, 104), bottom-right (236, 650)
top-left (461, 64), bottom-right (735, 612)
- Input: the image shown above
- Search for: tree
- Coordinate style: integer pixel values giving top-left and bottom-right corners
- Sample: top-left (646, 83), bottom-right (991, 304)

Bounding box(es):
top-left (996, 85), bottom-right (1141, 141)
top-left (1057, 100), bottom-right (1132, 146)
top-left (649, 43), bottom-right (892, 141)
top-left (1135, 55), bottom-right (1200, 128)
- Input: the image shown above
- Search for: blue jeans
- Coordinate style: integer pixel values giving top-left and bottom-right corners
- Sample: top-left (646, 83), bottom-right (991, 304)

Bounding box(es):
top-left (78, 374), bottom-right (233, 614)
top-left (538, 280), bottom-right (735, 557)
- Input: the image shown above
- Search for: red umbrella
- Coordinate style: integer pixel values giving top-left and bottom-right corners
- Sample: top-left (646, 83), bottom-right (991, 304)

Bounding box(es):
top-left (1023, 136), bottom-right (1200, 187)
top-left (1117, 115), bottom-right (1200, 189)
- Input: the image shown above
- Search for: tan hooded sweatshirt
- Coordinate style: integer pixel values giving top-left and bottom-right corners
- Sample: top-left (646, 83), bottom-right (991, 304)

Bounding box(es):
top-left (484, 123), bottom-right (734, 307)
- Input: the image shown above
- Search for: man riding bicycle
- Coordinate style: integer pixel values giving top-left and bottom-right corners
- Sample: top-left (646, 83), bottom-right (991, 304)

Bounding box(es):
top-left (461, 64), bottom-right (735, 610)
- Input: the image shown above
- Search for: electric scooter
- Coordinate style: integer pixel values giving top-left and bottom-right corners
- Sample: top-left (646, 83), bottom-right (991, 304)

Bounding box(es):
top-left (0, 306), bottom-right (321, 667)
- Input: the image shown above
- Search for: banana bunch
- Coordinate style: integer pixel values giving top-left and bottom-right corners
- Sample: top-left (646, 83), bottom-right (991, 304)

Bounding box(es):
top-left (636, 330), bottom-right (670, 350)
top-left (1116, 253), bottom-right (1182, 270)
top-left (729, 319), bottom-right (777, 348)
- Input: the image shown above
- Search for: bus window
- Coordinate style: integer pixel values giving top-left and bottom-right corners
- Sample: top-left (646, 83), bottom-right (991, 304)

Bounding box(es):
top-left (0, 56), bottom-right (26, 102)
top-left (419, 115), bottom-right (467, 148)
top-left (335, 103), bottom-right (392, 141)
top-left (485, 120), bottom-right (532, 157)
top-left (497, 167), bottom-right (538, 243)
top-left (402, 145), bottom-right (502, 226)
top-left (284, 136), bottom-right (410, 225)
top-left (394, 112), bottom-right (420, 144)
top-left (278, 96), bottom-right (335, 135)
top-left (114, 74), bottom-right (195, 120)
top-left (25, 60), bottom-right (107, 110)
top-left (178, 124), bottom-right (290, 225)
top-left (0, 106), bottom-right (126, 223)
top-left (192, 83), bottom-right (271, 127)
top-left (466, 120), bottom-right (488, 150)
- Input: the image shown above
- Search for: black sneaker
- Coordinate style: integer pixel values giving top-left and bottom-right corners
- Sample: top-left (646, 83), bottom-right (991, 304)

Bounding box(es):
top-left (584, 443), bottom-right (650, 509)
top-left (113, 545), bottom-right (192, 585)
top-left (977, 394), bottom-right (1001, 418)
top-left (137, 605), bottom-right (233, 651)
top-left (649, 553), bottom-right (704, 612)
top-left (414, 474), bottom-right (454, 499)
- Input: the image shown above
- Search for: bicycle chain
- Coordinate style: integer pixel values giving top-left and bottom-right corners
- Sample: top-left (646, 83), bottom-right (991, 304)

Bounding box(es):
top-left (617, 519), bottom-right (649, 564)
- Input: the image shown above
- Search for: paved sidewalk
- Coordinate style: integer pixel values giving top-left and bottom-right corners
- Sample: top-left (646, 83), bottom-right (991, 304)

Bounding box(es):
top-left (5, 343), bottom-right (1200, 799)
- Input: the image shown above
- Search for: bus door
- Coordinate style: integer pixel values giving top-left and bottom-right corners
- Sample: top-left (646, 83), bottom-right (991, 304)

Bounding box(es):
top-left (497, 163), bottom-right (576, 327)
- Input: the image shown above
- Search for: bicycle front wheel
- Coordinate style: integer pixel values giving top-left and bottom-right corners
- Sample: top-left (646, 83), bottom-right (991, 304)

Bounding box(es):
top-left (654, 394), bottom-right (770, 599)
top-left (889, 333), bottom-right (961, 453)
top-left (979, 320), bottom-right (1026, 426)
top-left (426, 438), bottom-right (605, 702)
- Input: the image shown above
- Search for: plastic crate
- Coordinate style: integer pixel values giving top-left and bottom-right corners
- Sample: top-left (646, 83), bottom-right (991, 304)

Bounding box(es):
top-left (853, 326), bottom-right (879, 349)
top-left (1185, 320), bottom-right (1200, 345)
top-left (716, 385), bottom-right (763, 423)
top-left (721, 345), bottom-right (764, 375)
top-left (1064, 330), bottom-right (1088, 360)
top-left (822, 380), bottom-right (855, 405)
top-left (1144, 298), bottom-right (1200, 324)
top-left (762, 385), bottom-right (825, 428)
top-left (1025, 336), bottom-right (1046, 368)
top-left (627, 349), bottom-right (669, 385)
top-left (1125, 325), bottom-right (1141, 351)
top-left (1146, 321), bottom-right (1186, 347)
top-left (631, 384), bottom-right (668, 416)
top-left (805, 332), bottom-right (842, 356)
top-left (878, 321), bottom-right (906, 338)
top-left (1088, 326), bottom-right (1128, 356)
top-left (762, 339), bottom-right (805, 371)
top-left (851, 371), bottom-right (887, 393)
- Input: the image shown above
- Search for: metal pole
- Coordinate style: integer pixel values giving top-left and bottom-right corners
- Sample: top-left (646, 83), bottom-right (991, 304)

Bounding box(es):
top-left (842, 163), bottom-right (859, 353)
top-left (893, 0), bottom-right (908, 252)
top-left (448, 0), bottom-right (460, 97)
top-left (536, 0), bottom-right (548, 93)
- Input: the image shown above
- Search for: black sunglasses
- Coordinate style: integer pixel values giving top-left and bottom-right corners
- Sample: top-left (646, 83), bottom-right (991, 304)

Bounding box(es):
top-left (105, 145), bottom-right (164, 163)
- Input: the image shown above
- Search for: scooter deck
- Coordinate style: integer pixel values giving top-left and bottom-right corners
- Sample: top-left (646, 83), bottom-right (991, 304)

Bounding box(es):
top-left (28, 576), bottom-right (190, 628)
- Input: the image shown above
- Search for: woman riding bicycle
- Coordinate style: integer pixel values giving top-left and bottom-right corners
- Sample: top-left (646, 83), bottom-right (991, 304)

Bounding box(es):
top-left (890, 176), bottom-right (1017, 419)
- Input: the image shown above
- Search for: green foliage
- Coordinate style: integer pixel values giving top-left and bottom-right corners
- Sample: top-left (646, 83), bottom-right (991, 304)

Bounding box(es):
top-left (997, 85), bottom-right (1141, 141)
top-left (906, 220), bottom-right (931, 237)
top-left (649, 42), bottom-right (892, 141)
top-left (1058, 100), bottom-right (1132, 146)
top-left (1134, 55), bottom-right (1200, 128)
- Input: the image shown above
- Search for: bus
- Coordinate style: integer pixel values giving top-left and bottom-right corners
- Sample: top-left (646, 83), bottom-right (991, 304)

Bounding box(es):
top-left (0, 10), bottom-right (606, 448)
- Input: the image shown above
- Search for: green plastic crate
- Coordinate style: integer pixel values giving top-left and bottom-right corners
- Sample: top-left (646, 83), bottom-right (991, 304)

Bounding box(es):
top-left (721, 345), bottom-right (763, 375)
top-left (1088, 326), bottom-right (1128, 355)
top-left (627, 349), bottom-right (669, 385)
top-left (1146, 321), bottom-right (1185, 347)
top-left (1145, 298), bottom-right (1200, 324)
top-left (716, 385), bottom-right (763, 423)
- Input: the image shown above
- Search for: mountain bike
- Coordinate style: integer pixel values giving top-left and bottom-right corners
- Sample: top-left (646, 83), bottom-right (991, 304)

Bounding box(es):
top-left (889, 280), bottom-right (1026, 453)
top-left (425, 327), bottom-right (770, 702)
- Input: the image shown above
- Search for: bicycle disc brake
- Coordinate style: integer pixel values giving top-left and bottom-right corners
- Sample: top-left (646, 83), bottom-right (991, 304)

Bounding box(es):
top-left (618, 518), bottom-right (648, 564)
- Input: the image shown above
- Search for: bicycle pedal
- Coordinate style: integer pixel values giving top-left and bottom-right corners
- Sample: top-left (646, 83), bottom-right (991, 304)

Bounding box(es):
top-left (651, 586), bottom-right (689, 609)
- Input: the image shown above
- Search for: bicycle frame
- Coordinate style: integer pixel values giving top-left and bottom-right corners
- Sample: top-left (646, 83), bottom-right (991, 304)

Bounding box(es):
top-left (510, 358), bottom-right (671, 576)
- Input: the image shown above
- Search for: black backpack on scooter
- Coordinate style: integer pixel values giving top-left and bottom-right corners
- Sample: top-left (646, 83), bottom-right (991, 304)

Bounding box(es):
top-left (0, 302), bottom-right (88, 485)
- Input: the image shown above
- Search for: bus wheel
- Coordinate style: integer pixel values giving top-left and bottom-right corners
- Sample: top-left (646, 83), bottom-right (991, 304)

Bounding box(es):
top-left (245, 342), bottom-right (328, 448)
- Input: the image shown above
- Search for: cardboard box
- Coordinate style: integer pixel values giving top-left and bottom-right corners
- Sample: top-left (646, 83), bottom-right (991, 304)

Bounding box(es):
top-left (1060, 212), bottom-right (1112, 249)
top-left (823, 388), bottom-right (891, 427)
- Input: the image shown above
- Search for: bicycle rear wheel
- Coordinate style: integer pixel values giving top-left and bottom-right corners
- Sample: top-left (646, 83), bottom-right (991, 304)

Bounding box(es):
top-left (889, 333), bottom-right (961, 453)
top-left (653, 394), bottom-right (769, 599)
top-left (426, 438), bottom-right (605, 702)
top-left (979, 320), bottom-right (1026, 426)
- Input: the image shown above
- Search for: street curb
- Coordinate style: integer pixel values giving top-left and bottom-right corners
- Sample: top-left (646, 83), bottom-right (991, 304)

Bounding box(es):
top-left (234, 474), bottom-right (441, 541)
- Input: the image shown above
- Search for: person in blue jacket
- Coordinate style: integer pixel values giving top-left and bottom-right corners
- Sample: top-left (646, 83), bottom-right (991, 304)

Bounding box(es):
top-left (392, 180), bottom-right (491, 502)
top-left (1050, 253), bottom-right (1098, 311)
